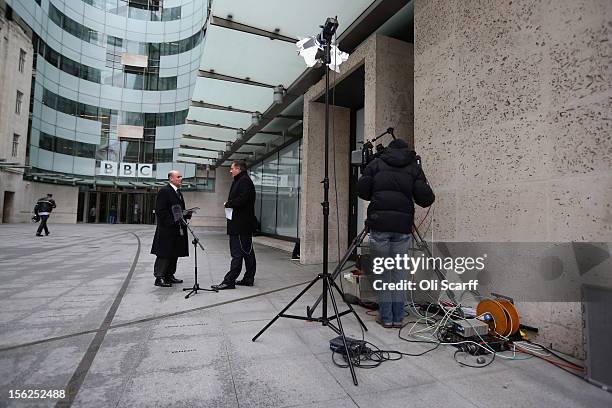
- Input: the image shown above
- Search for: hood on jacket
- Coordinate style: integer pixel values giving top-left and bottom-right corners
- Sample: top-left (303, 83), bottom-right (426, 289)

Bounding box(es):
top-left (379, 138), bottom-right (416, 167)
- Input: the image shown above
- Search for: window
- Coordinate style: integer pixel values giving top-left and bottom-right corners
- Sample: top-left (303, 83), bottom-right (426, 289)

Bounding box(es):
top-left (18, 49), bottom-right (26, 72)
top-left (56, 95), bottom-right (77, 116)
top-left (15, 91), bottom-right (23, 114)
top-left (121, 111), bottom-right (143, 126)
top-left (12, 134), bottom-right (20, 157)
top-left (158, 76), bottom-right (177, 91)
top-left (49, 4), bottom-right (102, 46)
top-left (60, 57), bottom-right (80, 77)
top-left (42, 89), bottom-right (58, 109)
top-left (55, 138), bottom-right (75, 155)
top-left (155, 148), bottom-right (174, 163)
top-left (157, 111), bottom-right (175, 127)
top-left (161, 6), bottom-right (181, 21)
top-left (39, 133), bottom-right (55, 151)
top-left (75, 141), bottom-right (96, 159)
top-left (45, 46), bottom-right (60, 67)
top-left (260, 154), bottom-right (279, 234)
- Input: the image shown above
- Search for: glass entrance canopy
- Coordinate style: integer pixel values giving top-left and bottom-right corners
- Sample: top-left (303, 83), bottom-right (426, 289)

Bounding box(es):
top-left (180, 0), bottom-right (376, 167)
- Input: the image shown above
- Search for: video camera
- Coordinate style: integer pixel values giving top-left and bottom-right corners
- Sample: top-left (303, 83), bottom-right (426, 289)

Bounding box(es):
top-left (351, 127), bottom-right (396, 171)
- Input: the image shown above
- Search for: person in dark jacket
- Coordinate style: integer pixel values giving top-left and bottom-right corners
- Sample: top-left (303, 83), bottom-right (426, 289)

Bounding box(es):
top-left (357, 138), bottom-right (435, 328)
top-left (212, 160), bottom-right (257, 290)
top-left (34, 194), bottom-right (56, 237)
top-left (151, 170), bottom-right (191, 287)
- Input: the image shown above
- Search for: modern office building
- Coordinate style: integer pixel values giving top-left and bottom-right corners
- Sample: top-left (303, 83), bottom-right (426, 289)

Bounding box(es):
top-left (1, 0), bottom-right (205, 223)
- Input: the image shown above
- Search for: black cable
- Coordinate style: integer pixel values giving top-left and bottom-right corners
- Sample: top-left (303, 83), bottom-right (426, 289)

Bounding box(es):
top-left (331, 340), bottom-right (404, 369)
top-left (453, 349), bottom-right (496, 368)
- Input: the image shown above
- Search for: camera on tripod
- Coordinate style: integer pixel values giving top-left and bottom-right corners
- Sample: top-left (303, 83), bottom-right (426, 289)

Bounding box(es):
top-left (318, 17), bottom-right (338, 45)
top-left (351, 127), bottom-right (396, 171)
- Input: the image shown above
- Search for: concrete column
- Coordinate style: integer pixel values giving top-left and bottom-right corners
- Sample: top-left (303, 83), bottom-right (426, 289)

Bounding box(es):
top-left (116, 193), bottom-right (122, 223)
top-left (300, 34), bottom-right (414, 265)
top-left (95, 193), bottom-right (101, 223)
top-left (368, 37), bottom-right (414, 147)
top-left (299, 102), bottom-right (350, 265)
top-left (83, 192), bottom-right (90, 223)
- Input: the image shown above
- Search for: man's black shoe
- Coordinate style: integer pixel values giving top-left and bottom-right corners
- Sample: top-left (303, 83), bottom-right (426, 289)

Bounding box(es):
top-left (166, 276), bottom-right (183, 284)
top-left (236, 280), bottom-right (253, 286)
top-left (155, 278), bottom-right (172, 287)
top-left (211, 283), bottom-right (235, 290)
top-left (35, 234), bottom-right (43, 237)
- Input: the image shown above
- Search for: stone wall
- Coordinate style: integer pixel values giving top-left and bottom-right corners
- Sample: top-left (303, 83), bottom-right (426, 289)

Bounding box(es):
top-left (414, 0), bottom-right (612, 357)
top-left (18, 182), bottom-right (78, 223)
top-left (0, 13), bottom-right (33, 224)
top-left (183, 169), bottom-right (232, 228)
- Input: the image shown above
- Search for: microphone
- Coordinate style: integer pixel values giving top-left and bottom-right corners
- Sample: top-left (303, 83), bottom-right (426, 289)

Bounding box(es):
top-left (171, 204), bottom-right (184, 236)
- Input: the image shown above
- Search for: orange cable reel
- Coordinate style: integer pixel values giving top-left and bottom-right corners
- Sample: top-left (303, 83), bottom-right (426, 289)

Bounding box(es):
top-left (476, 298), bottom-right (520, 337)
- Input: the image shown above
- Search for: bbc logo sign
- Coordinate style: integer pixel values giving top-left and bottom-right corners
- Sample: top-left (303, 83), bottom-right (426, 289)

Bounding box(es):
top-left (98, 161), bottom-right (153, 178)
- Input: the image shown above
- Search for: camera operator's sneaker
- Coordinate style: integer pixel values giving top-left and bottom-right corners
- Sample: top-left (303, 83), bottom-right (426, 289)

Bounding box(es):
top-left (375, 316), bottom-right (393, 329)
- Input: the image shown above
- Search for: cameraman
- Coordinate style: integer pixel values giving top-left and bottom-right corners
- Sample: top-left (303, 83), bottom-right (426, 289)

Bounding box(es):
top-left (34, 194), bottom-right (56, 237)
top-left (357, 138), bottom-right (435, 328)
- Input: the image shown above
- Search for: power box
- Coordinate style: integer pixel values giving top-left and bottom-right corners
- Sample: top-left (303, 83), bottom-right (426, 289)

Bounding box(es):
top-left (452, 318), bottom-right (489, 338)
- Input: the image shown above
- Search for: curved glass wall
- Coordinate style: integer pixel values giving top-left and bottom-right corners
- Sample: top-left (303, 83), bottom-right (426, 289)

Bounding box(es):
top-left (83, 1), bottom-right (182, 22)
top-left (7, 0), bottom-right (207, 183)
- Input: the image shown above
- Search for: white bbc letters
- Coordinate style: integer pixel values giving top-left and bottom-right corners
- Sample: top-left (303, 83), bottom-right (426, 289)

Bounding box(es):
top-left (99, 161), bottom-right (118, 176)
top-left (98, 161), bottom-right (153, 178)
top-left (137, 164), bottom-right (152, 177)
top-left (119, 163), bottom-right (136, 177)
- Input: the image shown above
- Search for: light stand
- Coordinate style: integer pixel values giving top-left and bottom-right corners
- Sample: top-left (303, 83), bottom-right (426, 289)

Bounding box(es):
top-left (182, 219), bottom-right (218, 298)
top-left (306, 226), bottom-right (369, 321)
top-left (253, 17), bottom-right (363, 386)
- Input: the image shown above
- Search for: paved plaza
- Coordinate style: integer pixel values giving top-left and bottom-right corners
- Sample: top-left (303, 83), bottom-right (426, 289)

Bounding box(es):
top-left (0, 224), bottom-right (611, 408)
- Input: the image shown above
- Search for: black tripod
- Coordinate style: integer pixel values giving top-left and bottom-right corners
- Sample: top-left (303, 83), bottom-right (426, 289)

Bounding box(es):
top-left (182, 220), bottom-right (218, 298)
top-left (306, 226), bottom-right (369, 324)
top-left (253, 17), bottom-right (362, 386)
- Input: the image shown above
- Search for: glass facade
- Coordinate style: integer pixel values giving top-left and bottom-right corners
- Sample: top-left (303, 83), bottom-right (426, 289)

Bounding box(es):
top-left (8, 0), bottom-right (207, 182)
top-left (250, 139), bottom-right (302, 239)
top-left (82, 1), bottom-right (182, 22)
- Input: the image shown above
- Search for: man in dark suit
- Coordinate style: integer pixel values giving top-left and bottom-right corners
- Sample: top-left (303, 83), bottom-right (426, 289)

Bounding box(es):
top-left (212, 160), bottom-right (257, 290)
top-left (151, 170), bottom-right (191, 287)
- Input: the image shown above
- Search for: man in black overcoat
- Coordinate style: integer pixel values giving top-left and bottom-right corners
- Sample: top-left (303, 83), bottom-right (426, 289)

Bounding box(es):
top-left (151, 170), bottom-right (191, 287)
top-left (212, 160), bottom-right (257, 290)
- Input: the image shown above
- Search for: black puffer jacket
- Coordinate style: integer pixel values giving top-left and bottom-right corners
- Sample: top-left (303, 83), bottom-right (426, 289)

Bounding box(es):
top-left (225, 171), bottom-right (257, 235)
top-left (357, 139), bottom-right (435, 234)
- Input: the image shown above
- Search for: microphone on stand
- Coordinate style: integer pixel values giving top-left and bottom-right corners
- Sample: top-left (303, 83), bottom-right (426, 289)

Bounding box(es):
top-left (172, 204), bottom-right (184, 236)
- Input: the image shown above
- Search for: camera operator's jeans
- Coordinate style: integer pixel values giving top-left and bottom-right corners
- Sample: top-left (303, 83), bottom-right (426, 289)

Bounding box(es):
top-left (369, 230), bottom-right (411, 325)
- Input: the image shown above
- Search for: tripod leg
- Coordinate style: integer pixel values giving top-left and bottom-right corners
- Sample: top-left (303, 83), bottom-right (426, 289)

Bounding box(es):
top-left (307, 227), bottom-right (368, 318)
top-left (326, 277), bottom-right (358, 386)
top-left (252, 276), bottom-right (321, 342)
top-left (330, 280), bottom-right (368, 332)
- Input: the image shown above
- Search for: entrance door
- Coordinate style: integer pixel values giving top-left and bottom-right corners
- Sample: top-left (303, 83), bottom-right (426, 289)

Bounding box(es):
top-left (143, 193), bottom-right (156, 224)
top-left (2, 191), bottom-right (15, 223)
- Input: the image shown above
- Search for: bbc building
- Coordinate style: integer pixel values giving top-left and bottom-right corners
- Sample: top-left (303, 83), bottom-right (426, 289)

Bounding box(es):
top-left (0, 0), bottom-right (610, 362)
